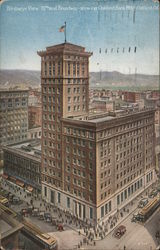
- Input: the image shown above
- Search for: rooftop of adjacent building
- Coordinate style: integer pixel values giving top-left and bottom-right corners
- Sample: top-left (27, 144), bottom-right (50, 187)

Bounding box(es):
top-left (0, 204), bottom-right (23, 240)
top-left (64, 107), bottom-right (155, 126)
top-left (3, 139), bottom-right (41, 161)
top-left (0, 88), bottom-right (29, 93)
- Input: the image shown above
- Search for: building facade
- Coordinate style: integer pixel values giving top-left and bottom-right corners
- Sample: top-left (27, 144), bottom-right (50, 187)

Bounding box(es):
top-left (38, 42), bottom-right (156, 223)
top-left (123, 91), bottom-right (141, 103)
top-left (0, 89), bottom-right (28, 167)
top-left (3, 140), bottom-right (41, 194)
top-left (27, 127), bottom-right (41, 140)
top-left (28, 105), bottom-right (42, 129)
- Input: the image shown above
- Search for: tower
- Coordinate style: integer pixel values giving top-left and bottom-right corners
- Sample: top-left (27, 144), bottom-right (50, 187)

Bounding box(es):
top-left (38, 43), bottom-right (92, 201)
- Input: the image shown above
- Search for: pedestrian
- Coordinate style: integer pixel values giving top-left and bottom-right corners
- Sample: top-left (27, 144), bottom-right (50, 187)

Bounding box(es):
top-left (124, 245), bottom-right (126, 250)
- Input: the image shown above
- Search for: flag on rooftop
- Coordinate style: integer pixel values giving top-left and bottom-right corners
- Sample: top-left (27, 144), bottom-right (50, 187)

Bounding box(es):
top-left (59, 25), bottom-right (65, 32)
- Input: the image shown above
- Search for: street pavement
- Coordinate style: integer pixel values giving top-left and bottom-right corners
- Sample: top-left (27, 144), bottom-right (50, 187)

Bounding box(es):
top-left (0, 179), bottom-right (159, 250)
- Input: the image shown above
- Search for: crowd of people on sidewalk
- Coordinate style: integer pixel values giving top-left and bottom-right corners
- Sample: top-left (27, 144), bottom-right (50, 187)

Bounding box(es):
top-left (1, 178), bottom-right (156, 249)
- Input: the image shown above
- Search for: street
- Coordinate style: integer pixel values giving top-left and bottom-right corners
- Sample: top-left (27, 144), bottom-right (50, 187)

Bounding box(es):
top-left (0, 179), bottom-right (159, 250)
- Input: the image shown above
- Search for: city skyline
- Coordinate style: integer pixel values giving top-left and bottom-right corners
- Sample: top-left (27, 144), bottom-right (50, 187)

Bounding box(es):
top-left (0, 0), bottom-right (159, 75)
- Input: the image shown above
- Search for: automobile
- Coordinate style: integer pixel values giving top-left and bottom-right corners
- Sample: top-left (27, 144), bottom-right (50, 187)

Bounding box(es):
top-left (113, 225), bottom-right (126, 239)
top-left (32, 208), bottom-right (39, 216)
top-left (21, 208), bottom-right (28, 216)
top-left (51, 217), bottom-right (57, 226)
top-left (57, 224), bottom-right (64, 231)
top-left (8, 193), bottom-right (14, 202)
top-left (138, 198), bottom-right (148, 208)
top-left (149, 189), bottom-right (158, 198)
top-left (12, 196), bottom-right (22, 205)
top-left (131, 213), bottom-right (140, 222)
top-left (44, 212), bottom-right (52, 222)
top-left (39, 211), bottom-right (45, 220)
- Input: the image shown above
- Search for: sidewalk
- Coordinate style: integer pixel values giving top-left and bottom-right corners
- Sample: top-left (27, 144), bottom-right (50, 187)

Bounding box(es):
top-left (0, 178), bottom-right (156, 249)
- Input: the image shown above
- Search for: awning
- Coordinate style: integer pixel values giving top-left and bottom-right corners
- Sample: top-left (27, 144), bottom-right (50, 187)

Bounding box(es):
top-left (10, 176), bottom-right (17, 182)
top-left (16, 180), bottom-right (24, 188)
top-left (27, 186), bottom-right (33, 192)
top-left (2, 174), bottom-right (8, 179)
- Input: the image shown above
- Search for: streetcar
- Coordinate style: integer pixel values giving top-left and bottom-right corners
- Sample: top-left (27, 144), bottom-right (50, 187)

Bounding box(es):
top-left (0, 195), bottom-right (9, 207)
top-left (137, 197), bottom-right (160, 222)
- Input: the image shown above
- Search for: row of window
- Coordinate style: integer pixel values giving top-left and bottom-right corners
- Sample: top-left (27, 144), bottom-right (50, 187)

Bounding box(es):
top-left (65, 129), bottom-right (94, 139)
top-left (68, 105), bottom-right (85, 112)
top-left (66, 162), bottom-right (93, 173)
top-left (68, 96), bottom-right (85, 103)
top-left (117, 178), bottom-right (143, 206)
top-left (43, 123), bottom-right (61, 131)
top-left (66, 156), bottom-right (93, 166)
top-left (98, 123), bottom-right (154, 140)
top-left (101, 200), bottom-right (112, 218)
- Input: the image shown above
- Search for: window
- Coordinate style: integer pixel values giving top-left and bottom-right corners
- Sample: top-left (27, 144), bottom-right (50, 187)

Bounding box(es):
top-left (108, 201), bottom-right (111, 212)
top-left (67, 197), bottom-right (70, 208)
top-left (73, 62), bottom-right (76, 75)
top-left (53, 62), bottom-right (55, 75)
top-left (90, 207), bottom-right (93, 219)
top-left (58, 61), bottom-right (61, 75)
top-left (50, 190), bottom-right (55, 203)
top-left (44, 186), bottom-right (47, 197)
top-left (77, 63), bottom-right (79, 76)
top-left (68, 62), bottom-right (70, 75)
top-left (117, 195), bottom-right (120, 205)
top-left (121, 192), bottom-right (123, 203)
top-left (101, 206), bottom-right (104, 218)
top-left (58, 193), bottom-right (61, 203)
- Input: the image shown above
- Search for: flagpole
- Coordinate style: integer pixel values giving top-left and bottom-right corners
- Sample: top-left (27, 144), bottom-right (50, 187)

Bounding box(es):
top-left (65, 21), bottom-right (67, 43)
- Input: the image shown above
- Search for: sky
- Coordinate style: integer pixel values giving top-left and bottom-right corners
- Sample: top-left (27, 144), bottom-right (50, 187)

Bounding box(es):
top-left (0, 0), bottom-right (159, 74)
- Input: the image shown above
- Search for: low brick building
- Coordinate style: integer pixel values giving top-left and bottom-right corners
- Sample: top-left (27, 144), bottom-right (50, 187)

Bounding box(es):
top-left (3, 139), bottom-right (41, 194)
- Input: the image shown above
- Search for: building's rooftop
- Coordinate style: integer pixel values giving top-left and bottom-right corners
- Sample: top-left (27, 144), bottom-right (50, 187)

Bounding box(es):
top-left (37, 42), bottom-right (92, 57)
top-left (0, 204), bottom-right (23, 240)
top-left (0, 88), bottom-right (29, 92)
top-left (0, 219), bottom-right (12, 234)
top-left (88, 116), bottom-right (115, 123)
top-left (63, 108), bottom-right (155, 127)
top-left (3, 139), bottom-right (41, 161)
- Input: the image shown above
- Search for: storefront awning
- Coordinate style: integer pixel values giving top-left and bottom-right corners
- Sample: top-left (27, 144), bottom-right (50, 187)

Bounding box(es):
top-left (16, 180), bottom-right (24, 188)
top-left (2, 174), bottom-right (8, 179)
top-left (10, 176), bottom-right (17, 182)
top-left (27, 186), bottom-right (33, 192)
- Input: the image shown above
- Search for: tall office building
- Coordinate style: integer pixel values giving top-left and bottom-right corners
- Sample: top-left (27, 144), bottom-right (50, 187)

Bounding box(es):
top-left (0, 89), bottom-right (28, 166)
top-left (38, 42), bottom-right (156, 222)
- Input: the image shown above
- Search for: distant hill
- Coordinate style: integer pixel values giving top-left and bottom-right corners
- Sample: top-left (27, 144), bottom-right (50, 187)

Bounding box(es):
top-left (0, 69), bottom-right (159, 90)
top-left (90, 71), bottom-right (159, 90)
top-left (0, 70), bottom-right (41, 88)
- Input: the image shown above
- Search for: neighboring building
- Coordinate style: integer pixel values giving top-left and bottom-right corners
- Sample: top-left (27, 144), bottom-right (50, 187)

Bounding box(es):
top-left (3, 139), bottom-right (41, 194)
top-left (123, 91), bottom-right (141, 103)
top-left (155, 106), bottom-right (160, 125)
top-left (38, 42), bottom-right (156, 223)
top-left (27, 127), bottom-right (41, 139)
top-left (0, 89), bottom-right (28, 167)
top-left (28, 105), bottom-right (42, 129)
top-left (0, 205), bottom-right (23, 250)
top-left (144, 97), bottom-right (159, 109)
top-left (155, 145), bottom-right (160, 177)
top-left (28, 89), bottom-right (41, 106)
top-left (151, 90), bottom-right (160, 99)
top-left (92, 99), bottom-right (114, 112)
